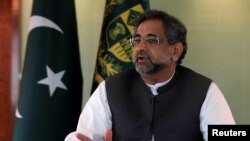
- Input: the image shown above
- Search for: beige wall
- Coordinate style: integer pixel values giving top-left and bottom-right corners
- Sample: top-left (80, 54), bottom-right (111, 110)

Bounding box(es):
top-left (21, 0), bottom-right (250, 124)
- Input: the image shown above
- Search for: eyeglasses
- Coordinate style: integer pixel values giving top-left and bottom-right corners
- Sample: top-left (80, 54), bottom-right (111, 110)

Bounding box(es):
top-left (129, 34), bottom-right (161, 47)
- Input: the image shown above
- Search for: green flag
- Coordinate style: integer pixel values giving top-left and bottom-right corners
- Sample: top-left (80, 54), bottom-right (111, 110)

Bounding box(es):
top-left (91, 0), bottom-right (150, 92)
top-left (13, 0), bottom-right (83, 140)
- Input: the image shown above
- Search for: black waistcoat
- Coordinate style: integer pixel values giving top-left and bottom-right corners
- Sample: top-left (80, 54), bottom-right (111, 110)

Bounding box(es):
top-left (105, 65), bottom-right (212, 141)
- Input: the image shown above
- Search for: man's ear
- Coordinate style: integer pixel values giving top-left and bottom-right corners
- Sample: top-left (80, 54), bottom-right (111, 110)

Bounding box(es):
top-left (172, 42), bottom-right (183, 62)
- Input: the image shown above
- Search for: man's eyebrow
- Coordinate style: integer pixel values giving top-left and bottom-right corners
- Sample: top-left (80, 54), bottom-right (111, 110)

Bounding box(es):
top-left (147, 33), bottom-right (158, 37)
top-left (134, 33), bottom-right (158, 37)
top-left (134, 34), bottom-right (141, 37)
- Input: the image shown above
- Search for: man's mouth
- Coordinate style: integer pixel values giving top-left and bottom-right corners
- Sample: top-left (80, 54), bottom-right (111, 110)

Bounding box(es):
top-left (137, 54), bottom-right (148, 63)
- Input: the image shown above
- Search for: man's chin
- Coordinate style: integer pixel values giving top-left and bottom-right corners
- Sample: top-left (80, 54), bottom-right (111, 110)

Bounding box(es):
top-left (135, 61), bottom-right (148, 66)
top-left (135, 65), bottom-right (151, 74)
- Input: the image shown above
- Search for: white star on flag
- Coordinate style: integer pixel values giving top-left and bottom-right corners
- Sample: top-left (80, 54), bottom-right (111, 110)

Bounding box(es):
top-left (37, 65), bottom-right (67, 96)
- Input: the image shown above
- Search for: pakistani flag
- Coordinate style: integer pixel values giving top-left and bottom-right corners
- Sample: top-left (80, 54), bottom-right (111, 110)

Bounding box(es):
top-left (91, 0), bottom-right (150, 92)
top-left (13, 0), bottom-right (83, 141)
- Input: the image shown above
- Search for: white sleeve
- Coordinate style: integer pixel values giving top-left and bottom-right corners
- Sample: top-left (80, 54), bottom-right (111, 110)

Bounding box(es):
top-left (65, 81), bottom-right (112, 141)
top-left (200, 82), bottom-right (235, 141)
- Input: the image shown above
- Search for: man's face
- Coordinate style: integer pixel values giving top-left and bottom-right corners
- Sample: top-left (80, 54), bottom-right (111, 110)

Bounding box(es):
top-left (132, 19), bottom-right (174, 75)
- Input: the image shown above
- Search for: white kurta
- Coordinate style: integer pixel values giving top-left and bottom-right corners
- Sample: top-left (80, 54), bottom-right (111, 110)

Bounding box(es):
top-left (65, 80), bottom-right (235, 141)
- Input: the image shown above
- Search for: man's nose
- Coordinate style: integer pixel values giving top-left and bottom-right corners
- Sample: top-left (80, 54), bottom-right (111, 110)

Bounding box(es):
top-left (136, 39), bottom-right (149, 50)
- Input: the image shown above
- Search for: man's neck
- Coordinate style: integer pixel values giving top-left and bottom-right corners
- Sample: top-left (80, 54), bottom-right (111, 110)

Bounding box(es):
top-left (140, 65), bottom-right (176, 85)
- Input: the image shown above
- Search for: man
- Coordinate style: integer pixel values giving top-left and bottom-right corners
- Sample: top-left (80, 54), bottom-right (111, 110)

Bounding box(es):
top-left (65, 9), bottom-right (235, 141)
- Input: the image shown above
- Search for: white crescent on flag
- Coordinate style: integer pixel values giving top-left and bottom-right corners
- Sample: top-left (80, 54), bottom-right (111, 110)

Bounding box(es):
top-left (28, 15), bottom-right (64, 34)
top-left (15, 107), bottom-right (23, 119)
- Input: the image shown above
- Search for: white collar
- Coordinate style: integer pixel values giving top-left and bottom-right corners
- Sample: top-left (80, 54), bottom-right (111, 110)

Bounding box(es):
top-left (146, 71), bottom-right (175, 96)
